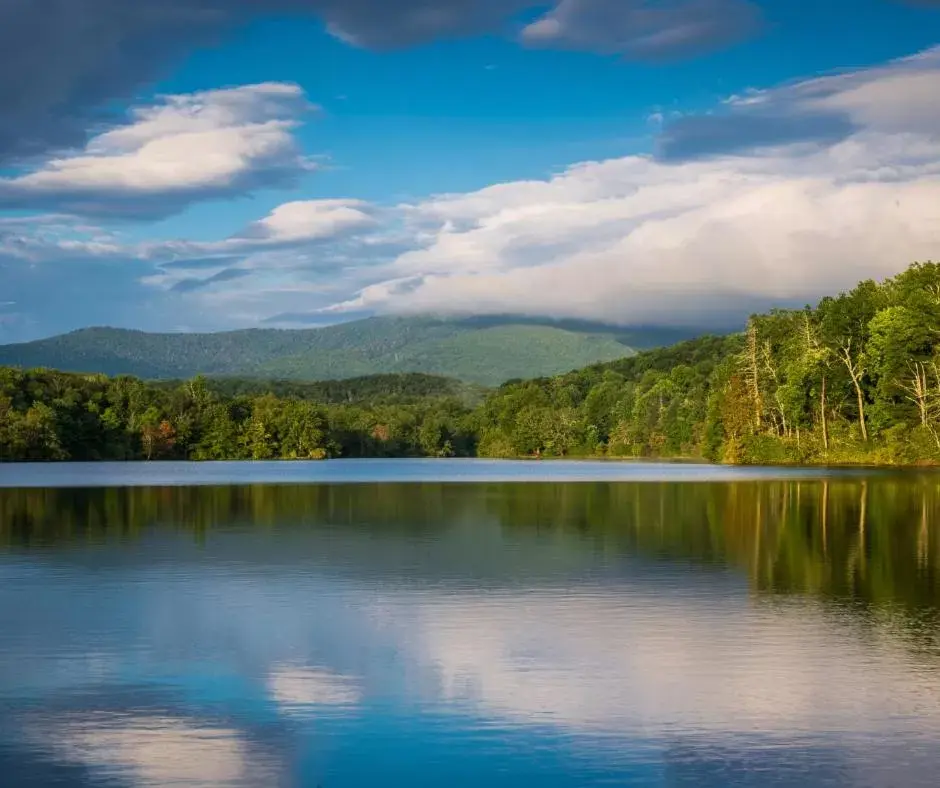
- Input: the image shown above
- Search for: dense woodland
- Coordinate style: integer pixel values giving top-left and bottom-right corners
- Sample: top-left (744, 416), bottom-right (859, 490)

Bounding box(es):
top-left (0, 370), bottom-right (479, 461)
top-left (3, 261), bottom-right (940, 465)
top-left (479, 261), bottom-right (940, 465)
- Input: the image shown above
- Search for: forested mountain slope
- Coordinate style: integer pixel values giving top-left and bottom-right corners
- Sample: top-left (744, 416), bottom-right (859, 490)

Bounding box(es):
top-left (477, 261), bottom-right (940, 464)
top-left (0, 316), bottom-right (684, 386)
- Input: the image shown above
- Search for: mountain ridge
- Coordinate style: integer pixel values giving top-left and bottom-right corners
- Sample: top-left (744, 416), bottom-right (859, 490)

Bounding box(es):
top-left (0, 315), bottom-right (709, 386)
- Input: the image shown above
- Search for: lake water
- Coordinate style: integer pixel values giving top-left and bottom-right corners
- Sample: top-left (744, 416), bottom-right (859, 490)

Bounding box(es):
top-left (1, 460), bottom-right (939, 787)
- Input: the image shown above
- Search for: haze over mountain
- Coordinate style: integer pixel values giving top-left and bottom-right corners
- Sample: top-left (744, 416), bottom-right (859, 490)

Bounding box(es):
top-left (0, 316), bottom-right (705, 386)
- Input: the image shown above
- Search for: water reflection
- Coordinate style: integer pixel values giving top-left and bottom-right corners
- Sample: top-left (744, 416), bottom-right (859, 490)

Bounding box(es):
top-left (0, 478), bottom-right (939, 786)
top-left (3, 480), bottom-right (938, 612)
top-left (268, 666), bottom-right (362, 715)
top-left (28, 714), bottom-right (267, 788)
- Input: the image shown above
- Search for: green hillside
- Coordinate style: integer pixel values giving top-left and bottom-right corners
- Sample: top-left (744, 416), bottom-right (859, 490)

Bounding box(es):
top-left (0, 315), bottom-right (689, 386)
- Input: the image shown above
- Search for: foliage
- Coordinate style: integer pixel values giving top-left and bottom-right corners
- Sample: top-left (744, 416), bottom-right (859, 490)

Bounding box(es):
top-left (475, 261), bottom-right (940, 465)
top-left (0, 368), bottom-right (477, 461)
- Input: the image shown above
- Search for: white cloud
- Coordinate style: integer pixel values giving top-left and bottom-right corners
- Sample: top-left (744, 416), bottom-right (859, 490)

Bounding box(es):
top-left (0, 215), bottom-right (125, 262)
top-left (238, 199), bottom-right (376, 243)
top-left (659, 47), bottom-right (940, 160)
top-left (139, 198), bottom-right (382, 300)
top-left (326, 47), bottom-right (940, 327)
top-left (737, 47), bottom-right (940, 136)
top-left (0, 83), bottom-right (316, 218)
top-left (143, 198), bottom-right (378, 277)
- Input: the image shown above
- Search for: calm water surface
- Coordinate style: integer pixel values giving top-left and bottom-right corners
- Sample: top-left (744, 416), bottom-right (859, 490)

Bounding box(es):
top-left (1, 460), bottom-right (939, 787)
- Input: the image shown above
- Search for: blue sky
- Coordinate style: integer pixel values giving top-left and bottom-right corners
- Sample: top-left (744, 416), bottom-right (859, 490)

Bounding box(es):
top-left (1, 0), bottom-right (940, 340)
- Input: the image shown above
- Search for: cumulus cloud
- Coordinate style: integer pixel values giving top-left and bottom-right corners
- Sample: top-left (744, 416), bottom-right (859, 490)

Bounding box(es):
top-left (0, 83), bottom-right (315, 219)
top-left (659, 46), bottom-right (940, 160)
top-left (521, 0), bottom-right (762, 60)
top-left (322, 47), bottom-right (940, 328)
top-left (146, 198), bottom-right (378, 270)
top-left (0, 0), bottom-right (765, 166)
top-left (138, 198), bottom-right (381, 298)
top-left (233, 199), bottom-right (377, 244)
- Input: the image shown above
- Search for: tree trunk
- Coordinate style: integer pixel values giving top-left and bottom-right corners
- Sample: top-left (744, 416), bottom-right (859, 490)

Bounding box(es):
top-left (746, 321), bottom-right (762, 431)
top-left (840, 342), bottom-right (868, 442)
top-left (917, 364), bottom-right (928, 426)
top-left (854, 380), bottom-right (869, 443)
top-left (904, 363), bottom-right (940, 450)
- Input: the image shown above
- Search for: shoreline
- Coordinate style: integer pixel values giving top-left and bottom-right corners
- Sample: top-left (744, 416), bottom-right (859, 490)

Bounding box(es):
top-left (2, 455), bottom-right (937, 470)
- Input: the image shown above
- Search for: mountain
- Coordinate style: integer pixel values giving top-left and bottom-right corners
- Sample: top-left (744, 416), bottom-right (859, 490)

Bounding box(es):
top-left (0, 316), bottom-right (703, 386)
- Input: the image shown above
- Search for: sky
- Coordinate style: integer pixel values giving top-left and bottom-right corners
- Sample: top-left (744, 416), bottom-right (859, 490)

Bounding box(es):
top-left (1, 0), bottom-right (940, 341)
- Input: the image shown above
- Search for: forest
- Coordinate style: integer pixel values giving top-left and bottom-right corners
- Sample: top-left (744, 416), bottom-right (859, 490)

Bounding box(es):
top-left (3, 261), bottom-right (940, 465)
top-left (0, 369), bottom-right (480, 461)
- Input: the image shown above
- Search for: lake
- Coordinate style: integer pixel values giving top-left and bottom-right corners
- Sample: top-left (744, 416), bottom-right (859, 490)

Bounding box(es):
top-left (1, 460), bottom-right (939, 787)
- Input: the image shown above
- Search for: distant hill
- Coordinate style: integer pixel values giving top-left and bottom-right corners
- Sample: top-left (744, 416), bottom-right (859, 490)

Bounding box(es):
top-left (0, 315), bottom-right (706, 386)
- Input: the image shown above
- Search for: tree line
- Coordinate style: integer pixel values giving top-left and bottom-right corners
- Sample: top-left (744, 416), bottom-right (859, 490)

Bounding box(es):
top-left (3, 261), bottom-right (940, 465)
top-left (0, 371), bottom-right (478, 461)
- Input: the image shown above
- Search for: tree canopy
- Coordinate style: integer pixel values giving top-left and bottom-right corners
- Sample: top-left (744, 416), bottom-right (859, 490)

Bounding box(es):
top-left (475, 261), bottom-right (940, 465)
